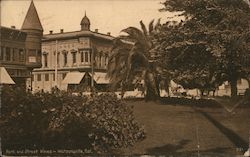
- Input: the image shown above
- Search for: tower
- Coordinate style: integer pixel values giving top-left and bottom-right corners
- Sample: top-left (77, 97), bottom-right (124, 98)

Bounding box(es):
top-left (80, 12), bottom-right (90, 31)
top-left (21, 0), bottom-right (43, 68)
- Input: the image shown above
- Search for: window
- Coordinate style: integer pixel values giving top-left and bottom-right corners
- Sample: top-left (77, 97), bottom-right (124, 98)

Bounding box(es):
top-left (63, 53), bottom-right (67, 66)
top-left (37, 74), bottom-right (41, 81)
top-left (80, 51), bottom-right (84, 63)
top-left (72, 52), bottom-right (76, 64)
top-left (5, 47), bottom-right (11, 61)
top-left (12, 48), bottom-right (16, 61)
top-left (105, 55), bottom-right (108, 67)
top-left (90, 51), bottom-right (92, 62)
top-left (19, 49), bottom-right (25, 62)
top-left (54, 52), bottom-right (60, 66)
top-left (0, 47), bottom-right (4, 61)
top-left (99, 55), bottom-right (102, 67)
top-left (45, 74), bottom-right (49, 81)
top-left (85, 51), bottom-right (89, 62)
top-left (43, 53), bottom-right (48, 67)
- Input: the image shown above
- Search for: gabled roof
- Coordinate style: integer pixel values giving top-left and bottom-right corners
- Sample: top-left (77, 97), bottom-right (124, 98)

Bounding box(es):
top-left (21, 0), bottom-right (43, 31)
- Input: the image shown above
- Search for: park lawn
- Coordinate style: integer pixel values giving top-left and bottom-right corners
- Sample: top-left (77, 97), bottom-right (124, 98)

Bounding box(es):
top-left (122, 99), bottom-right (250, 156)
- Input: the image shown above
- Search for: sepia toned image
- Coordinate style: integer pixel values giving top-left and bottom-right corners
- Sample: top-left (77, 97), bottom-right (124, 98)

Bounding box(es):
top-left (0, 0), bottom-right (250, 156)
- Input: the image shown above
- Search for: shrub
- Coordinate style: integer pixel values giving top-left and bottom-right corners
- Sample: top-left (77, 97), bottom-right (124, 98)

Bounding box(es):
top-left (245, 88), bottom-right (250, 99)
top-left (0, 86), bottom-right (145, 154)
top-left (48, 92), bottom-right (146, 153)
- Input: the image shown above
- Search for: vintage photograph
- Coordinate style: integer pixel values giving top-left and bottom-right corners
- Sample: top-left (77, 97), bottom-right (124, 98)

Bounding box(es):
top-left (0, 0), bottom-right (250, 156)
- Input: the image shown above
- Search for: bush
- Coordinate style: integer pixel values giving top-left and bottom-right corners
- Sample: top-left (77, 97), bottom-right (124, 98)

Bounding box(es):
top-left (245, 88), bottom-right (250, 99)
top-left (0, 86), bottom-right (145, 154)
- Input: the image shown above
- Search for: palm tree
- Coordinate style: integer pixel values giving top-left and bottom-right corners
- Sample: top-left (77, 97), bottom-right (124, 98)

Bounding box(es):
top-left (107, 20), bottom-right (164, 100)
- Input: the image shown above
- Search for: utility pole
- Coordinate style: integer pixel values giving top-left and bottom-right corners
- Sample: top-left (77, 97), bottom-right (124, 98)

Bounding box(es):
top-left (55, 40), bottom-right (58, 88)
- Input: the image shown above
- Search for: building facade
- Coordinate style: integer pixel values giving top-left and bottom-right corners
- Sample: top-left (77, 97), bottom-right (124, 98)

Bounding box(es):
top-left (0, 1), bottom-right (43, 87)
top-left (32, 14), bottom-right (114, 92)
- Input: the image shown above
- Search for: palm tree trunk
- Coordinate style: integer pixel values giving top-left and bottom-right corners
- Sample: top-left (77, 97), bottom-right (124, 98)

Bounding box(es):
top-left (145, 72), bottom-right (160, 101)
top-left (230, 78), bottom-right (238, 99)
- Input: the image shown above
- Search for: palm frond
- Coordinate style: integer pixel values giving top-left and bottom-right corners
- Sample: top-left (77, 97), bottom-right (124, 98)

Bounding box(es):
top-left (155, 18), bottom-right (161, 31)
top-left (149, 19), bottom-right (155, 34)
top-left (121, 27), bottom-right (149, 50)
top-left (140, 20), bottom-right (148, 36)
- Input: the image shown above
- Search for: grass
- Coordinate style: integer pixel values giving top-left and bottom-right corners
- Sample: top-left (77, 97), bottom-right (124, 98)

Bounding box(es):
top-left (122, 98), bottom-right (250, 156)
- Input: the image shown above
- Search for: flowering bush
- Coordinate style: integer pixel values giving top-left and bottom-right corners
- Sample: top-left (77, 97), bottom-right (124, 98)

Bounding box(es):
top-left (0, 86), bottom-right (145, 154)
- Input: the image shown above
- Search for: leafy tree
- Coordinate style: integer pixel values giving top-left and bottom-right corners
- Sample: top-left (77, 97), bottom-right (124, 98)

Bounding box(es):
top-left (158, 0), bottom-right (250, 98)
top-left (107, 20), bottom-right (166, 100)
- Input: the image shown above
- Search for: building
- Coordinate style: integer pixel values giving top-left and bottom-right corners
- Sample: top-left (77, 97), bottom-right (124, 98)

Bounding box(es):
top-left (0, 0), bottom-right (43, 87)
top-left (32, 13), bottom-right (114, 92)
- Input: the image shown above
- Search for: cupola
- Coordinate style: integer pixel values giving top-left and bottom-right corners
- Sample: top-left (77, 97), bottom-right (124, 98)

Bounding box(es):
top-left (80, 11), bottom-right (90, 31)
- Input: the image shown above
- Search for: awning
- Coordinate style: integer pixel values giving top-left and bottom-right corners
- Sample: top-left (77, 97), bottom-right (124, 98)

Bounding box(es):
top-left (0, 67), bottom-right (15, 84)
top-left (90, 72), bottom-right (109, 84)
top-left (62, 72), bottom-right (85, 84)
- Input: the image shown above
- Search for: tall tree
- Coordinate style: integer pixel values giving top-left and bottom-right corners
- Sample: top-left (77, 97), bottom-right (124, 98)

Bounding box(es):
top-left (158, 0), bottom-right (250, 98)
top-left (107, 20), bottom-right (164, 100)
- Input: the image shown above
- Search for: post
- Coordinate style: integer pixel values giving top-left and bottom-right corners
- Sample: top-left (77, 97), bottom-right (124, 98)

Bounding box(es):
top-left (0, 84), bottom-right (2, 157)
top-left (55, 40), bottom-right (58, 88)
top-left (30, 71), bottom-right (33, 91)
top-left (0, 84), bottom-right (2, 118)
top-left (91, 49), bottom-right (94, 88)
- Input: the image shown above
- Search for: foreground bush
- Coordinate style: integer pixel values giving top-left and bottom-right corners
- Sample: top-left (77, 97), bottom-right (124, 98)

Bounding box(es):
top-left (0, 86), bottom-right (145, 154)
top-left (245, 88), bottom-right (250, 99)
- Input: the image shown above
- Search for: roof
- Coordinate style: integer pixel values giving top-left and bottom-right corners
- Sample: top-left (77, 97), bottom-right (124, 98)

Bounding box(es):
top-left (62, 72), bottom-right (85, 84)
top-left (21, 0), bottom-right (43, 31)
top-left (81, 14), bottom-right (90, 25)
top-left (0, 26), bottom-right (27, 41)
top-left (43, 30), bottom-right (114, 41)
top-left (0, 67), bottom-right (15, 84)
top-left (91, 72), bottom-right (110, 84)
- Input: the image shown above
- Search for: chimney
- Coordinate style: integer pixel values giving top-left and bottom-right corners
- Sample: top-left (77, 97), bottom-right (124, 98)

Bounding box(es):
top-left (95, 29), bottom-right (98, 33)
top-left (107, 32), bottom-right (111, 36)
top-left (60, 29), bottom-right (64, 33)
top-left (11, 26), bottom-right (16, 29)
top-left (49, 30), bottom-right (53, 34)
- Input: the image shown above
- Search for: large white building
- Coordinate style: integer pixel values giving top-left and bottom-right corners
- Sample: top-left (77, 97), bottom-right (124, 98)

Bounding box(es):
top-left (32, 14), bottom-right (114, 92)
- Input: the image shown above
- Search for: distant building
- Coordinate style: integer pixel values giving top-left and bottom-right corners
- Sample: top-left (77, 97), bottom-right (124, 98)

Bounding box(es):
top-left (32, 13), bottom-right (114, 92)
top-left (0, 0), bottom-right (43, 87)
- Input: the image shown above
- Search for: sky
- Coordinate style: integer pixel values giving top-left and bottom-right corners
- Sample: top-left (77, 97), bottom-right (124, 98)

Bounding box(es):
top-left (1, 0), bottom-right (181, 36)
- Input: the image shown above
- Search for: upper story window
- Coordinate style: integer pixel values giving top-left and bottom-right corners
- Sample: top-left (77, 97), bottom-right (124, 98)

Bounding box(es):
top-left (54, 52), bottom-right (60, 66)
top-left (85, 51), bottom-right (89, 62)
top-left (19, 49), bottom-right (25, 62)
top-left (72, 51), bottom-right (77, 64)
top-left (80, 50), bottom-right (84, 63)
top-left (43, 53), bottom-right (48, 67)
top-left (105, 54), bottom-right (108, 67)
top-left (12, 48), bottom-right (16, 61)
top-left (5, 47), bottom-right (11, 61)
top-left (0, 47), bottom-right (4, 61)
top-left (28, 49), bottom-right (37, 63)
top-left (63, 52), bottom-right (68, 66)
top-left (99, 54), bottom-right (102, 68)
top-left (80, 50), bottom-right (89, 63)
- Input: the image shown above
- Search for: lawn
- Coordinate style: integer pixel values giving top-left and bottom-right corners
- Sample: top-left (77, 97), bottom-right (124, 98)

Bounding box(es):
top-left (122, 99), bottom-right (250, 156)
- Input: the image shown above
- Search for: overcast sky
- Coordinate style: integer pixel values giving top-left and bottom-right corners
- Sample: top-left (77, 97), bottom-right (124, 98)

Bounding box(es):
top-left (1, 0), bottom-right (180, 36)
